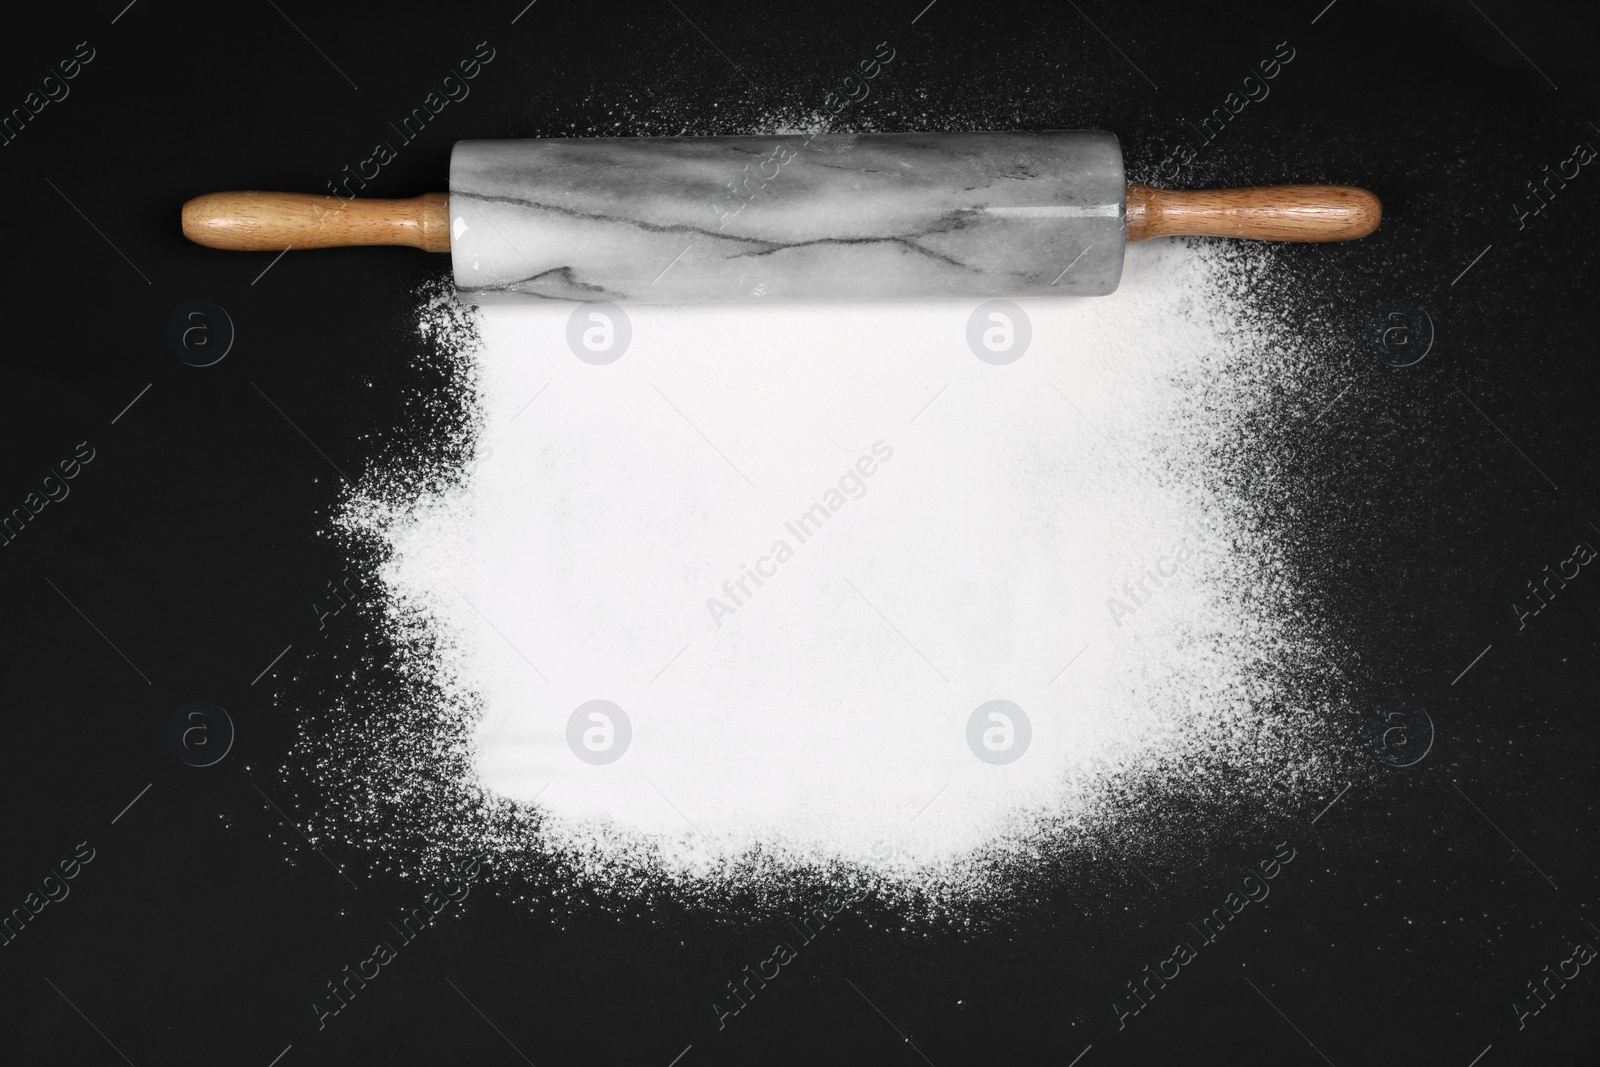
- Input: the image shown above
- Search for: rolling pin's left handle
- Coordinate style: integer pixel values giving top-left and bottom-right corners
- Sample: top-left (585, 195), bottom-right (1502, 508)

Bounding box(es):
top-left (181, 191), bottom-right (451, 252)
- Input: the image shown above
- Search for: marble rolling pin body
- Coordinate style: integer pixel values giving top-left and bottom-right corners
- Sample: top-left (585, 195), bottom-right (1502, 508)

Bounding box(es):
top-left (181, 131), bottom-right (1382, 303)
top-left (452, 131), bottom-right (1126, 302)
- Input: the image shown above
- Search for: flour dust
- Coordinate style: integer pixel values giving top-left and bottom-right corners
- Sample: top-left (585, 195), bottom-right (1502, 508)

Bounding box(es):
top-left (307, 239), bottom-right (1351, 912)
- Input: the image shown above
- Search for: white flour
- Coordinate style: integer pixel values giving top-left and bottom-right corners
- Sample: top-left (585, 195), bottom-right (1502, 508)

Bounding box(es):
top-left (339, 239), bottom-right (1347, 898)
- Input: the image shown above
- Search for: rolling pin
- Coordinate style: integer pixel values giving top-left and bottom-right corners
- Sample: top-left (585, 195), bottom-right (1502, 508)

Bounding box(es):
top-left (182, 131), bottom-right (1380, 303)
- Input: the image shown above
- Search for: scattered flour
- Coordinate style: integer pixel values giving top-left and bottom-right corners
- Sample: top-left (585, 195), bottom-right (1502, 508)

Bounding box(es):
top-left (332, 239), bottom-right (1348, 903)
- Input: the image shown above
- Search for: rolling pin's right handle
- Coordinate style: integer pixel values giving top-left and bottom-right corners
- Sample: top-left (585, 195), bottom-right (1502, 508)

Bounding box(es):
top-left (1125, 183), bottom-right (1382, 242)
top-left (181, 191), bottom-right (451, 252)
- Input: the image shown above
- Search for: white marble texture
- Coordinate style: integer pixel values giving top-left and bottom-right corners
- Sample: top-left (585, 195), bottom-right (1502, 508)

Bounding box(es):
top-left (448, 131), bottom-right (1126, 303)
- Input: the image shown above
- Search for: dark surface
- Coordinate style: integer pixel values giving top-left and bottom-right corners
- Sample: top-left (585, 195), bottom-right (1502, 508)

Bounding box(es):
top-left (2, 1), bottom-right (1597, 1064)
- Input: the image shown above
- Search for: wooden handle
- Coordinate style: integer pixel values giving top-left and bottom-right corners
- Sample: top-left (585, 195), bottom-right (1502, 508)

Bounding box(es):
top-left (181, 191), bottom-right (451, 252)
top-left (1124, 183), bottom-right (1381, 242)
